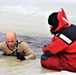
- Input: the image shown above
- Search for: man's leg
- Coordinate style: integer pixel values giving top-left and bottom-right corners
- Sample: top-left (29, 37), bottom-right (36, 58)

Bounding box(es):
top-left (40, 54), bottom-right (63, 71)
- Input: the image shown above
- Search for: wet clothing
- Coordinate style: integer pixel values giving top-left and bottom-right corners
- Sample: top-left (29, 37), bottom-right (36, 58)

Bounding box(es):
top-left (40, 8), bottom-right (76, 72)
top-left (0, 41), bottom-right (36, 60)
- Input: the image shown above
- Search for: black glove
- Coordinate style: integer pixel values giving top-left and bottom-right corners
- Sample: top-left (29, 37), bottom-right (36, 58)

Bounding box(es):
top-left (44, 50), bottom-right (53, 57)
top-left (16, 52), bottom-right (25, 60)
top-left (41, 54), bottom-right (49, 60)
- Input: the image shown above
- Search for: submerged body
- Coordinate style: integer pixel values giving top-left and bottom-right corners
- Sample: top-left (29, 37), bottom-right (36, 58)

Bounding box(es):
top-left (0, 31), bottom-right (36, 60)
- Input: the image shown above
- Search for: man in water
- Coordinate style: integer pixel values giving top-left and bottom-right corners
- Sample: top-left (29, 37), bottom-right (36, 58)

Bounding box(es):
top-left (0, 31), bottom-right (36, 60)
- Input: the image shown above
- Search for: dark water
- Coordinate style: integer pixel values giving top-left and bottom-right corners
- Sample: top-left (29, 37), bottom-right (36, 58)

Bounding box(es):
top-left (0, 32), bottom-right (51, 58)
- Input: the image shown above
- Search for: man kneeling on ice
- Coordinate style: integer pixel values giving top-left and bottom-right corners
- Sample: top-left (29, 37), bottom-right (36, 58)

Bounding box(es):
top-left (0, 31), bottom-right (36, 60)
top-left (40, 8), bottom-right (76, 72)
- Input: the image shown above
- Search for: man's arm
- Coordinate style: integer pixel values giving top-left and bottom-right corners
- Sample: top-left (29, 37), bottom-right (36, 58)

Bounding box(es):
top-left (20, 42), bottom-right (36, 60)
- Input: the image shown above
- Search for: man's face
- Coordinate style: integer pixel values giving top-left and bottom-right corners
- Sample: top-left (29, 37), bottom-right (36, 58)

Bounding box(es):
top-left (6, 39), bottom-right (16, 49)
top-left (6, 31), bottom-right (17, 50)
top-left (50, 25), bottom-right (53, 30)
top-left (6, 37), bottom-right (17, 50)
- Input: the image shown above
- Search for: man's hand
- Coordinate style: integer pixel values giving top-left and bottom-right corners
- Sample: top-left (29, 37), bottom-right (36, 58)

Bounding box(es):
top-left (42, 44), bottom-right (53, 57)
top-left (42, 44), bottom-right (50, 51)
top-left (16, 52), bottom-right (25, 60)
